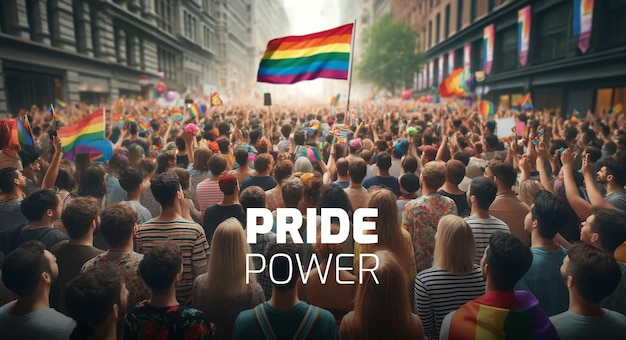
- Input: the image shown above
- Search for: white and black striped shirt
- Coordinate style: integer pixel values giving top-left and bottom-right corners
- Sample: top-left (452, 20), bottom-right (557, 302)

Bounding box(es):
top-left (464, 216), bottom-right (510, 264)
top-left (414, 265), bottom-right (485, 340)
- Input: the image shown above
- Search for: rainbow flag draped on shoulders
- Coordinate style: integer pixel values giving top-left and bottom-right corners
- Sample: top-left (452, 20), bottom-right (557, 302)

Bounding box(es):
top-left (58, 109), bottom-right (112, 161)
top-left (257, 23), bottom-right (353, 84)
top-left (442, 291), bottom-right (558, 339)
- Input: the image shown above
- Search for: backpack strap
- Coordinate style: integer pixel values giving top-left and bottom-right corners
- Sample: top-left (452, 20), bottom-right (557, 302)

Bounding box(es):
top-left (253, 304), bottom-right (277, 340)
top-left (293, 305), bottom-right (321, 340)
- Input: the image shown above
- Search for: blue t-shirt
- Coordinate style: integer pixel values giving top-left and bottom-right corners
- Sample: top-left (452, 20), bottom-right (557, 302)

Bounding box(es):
top-left (240, 176), bottom-right (276, 192)
top-left (0, 302), bottom-right (76, 340)
top-left (333, 180), bottom-right (350, 189)
top-left (515, 246), bottom-right (569, 316)
top-left (362, 175), bottom-right (400, 196)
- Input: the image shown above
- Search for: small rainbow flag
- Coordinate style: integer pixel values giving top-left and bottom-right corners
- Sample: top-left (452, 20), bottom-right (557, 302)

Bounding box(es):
top-left (210, 92), bottom-right (223, 106)
top-left (407, 104), bottom-right (416, 113)
top-left (139, 121), bottom-right (152, 132)
top-left (571, 110), bottom-right (580, 124)
top-left (10, 117), bottom-right (34, 147)
top-left (446, 102), bottom-right (455, 114)
top-left (198, 104), bottom-right (208, 114)
top-left (126, 116), bottom-right (136, 123)
top-left (59, 109), bottom-right (112, 161)
top-left (257, 23), bottom-right (353, 84)
top-left (330, 94), bottom-right (341, 106)
top-left (479, 101), bottom-right (494, 116)
top-left (189, 103), bottom-right (200, 118)
top-left (55, 100), bottom-right (68, 110)
top-left (171, 108), bottom-right (184, 121)
top-left (610, 103), bottom-right (623, 115)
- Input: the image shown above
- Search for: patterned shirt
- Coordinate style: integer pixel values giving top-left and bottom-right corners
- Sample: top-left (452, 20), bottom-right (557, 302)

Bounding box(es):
top-left (401, 193), bottom-right (457, 272)
top-left (195, 179), bottom-right (223, 214)
top-left (136, 220), bottom-right (210, 305)
top-left (123, 301), bottom-right (211, 340)
top-left (82, 251), bottom-right (150, 308)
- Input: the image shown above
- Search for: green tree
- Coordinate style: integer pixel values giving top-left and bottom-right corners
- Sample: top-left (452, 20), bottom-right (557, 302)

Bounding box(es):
top-left (356, 14), bottom-right (424, 96)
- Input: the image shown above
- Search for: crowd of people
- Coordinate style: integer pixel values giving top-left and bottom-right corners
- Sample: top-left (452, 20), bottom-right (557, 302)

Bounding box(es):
top-left (0, 98), bottom-right (625, 339)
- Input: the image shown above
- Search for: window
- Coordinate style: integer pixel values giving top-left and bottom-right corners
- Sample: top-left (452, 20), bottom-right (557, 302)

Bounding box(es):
top-left (488, 0), bottom-right (496, 13)
top-left (471, 39), bottom-right (482, 71)
top-left (444, 4), bottom-right (450, 38)
top-left (498, 26), bottom-right (517, 71)
top-left (470, 0), bottom-right (477, 23)
top-left (456, 0), bottom-right (463, 32)
top-left (435, 13), bottom-right (440, 43)
top-left (72, 0), bottom-right (87, 53)
top-left (428, 20), bottom-right (432, 47)
top-left (603, 0), bottom-right (626, 48)
top-left (595, 87), bottom-right (626, 114)
top-left (155, 0), bottom-right (174, 34)
top-left (26, 0), bottom-right (42, 42)
top-left (429, 0), bottom-right (433, 12)
top-left (536, 4), bottom-right (569, 62)
top-left (91, 10), bottom-right (100, 57)
top-left (46, 0), bottom-right (60, 46)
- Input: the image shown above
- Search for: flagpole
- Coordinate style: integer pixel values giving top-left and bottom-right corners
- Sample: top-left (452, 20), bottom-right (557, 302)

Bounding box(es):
top-left (345, 19), bottom-right (357, 116)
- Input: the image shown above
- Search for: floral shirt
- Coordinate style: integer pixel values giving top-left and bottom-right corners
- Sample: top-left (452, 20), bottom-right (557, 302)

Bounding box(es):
top-left (82, 251), bottom-right (150, 308)
top-left (401, 193), bottom-right (457, 272)
top-left (123, 302), bottom-right (211, 340)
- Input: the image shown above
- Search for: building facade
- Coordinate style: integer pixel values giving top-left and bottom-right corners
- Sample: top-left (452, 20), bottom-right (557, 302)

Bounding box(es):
top-left (404, 0), bottom-right (626, 113)
top-left (0, 0), bottom-right (260, 116)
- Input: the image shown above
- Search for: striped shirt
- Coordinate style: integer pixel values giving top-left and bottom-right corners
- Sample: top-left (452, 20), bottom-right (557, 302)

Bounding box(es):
top-left (464, 216), bottom-right (510, 264)
top-left (136, 219), bottom-right (210, 305)
top-left (414, 265), bottom-right (485, 340)
top-left (195, 179), bottom-right (223, 213)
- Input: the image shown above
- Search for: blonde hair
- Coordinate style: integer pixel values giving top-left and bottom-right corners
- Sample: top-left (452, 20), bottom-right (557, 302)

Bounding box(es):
top-left (352, 250), bottom-right (414, 340)
top-left (361, 138), bottom-right (374, 152)
top-left (518, 179), bottom-right (545, 207)
top-left (433, 215), bottom-right (475, 275)
top-left (203, 218), bottom-right (255, 298)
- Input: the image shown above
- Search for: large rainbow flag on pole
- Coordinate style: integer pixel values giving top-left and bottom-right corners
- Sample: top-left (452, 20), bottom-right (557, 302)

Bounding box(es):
top-left (257, 23), bottom-right (354, 84)
top-left (58, 109), bottom-right (112, 161)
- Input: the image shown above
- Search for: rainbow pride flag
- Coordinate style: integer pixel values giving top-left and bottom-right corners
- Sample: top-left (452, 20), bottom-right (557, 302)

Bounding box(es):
top-left (439, 68), bottom-right (467, 98)
top-left (610, 103), bottom-right (623, 115)
top-left (59, 109), bottom-right (111, 161)
top-left (210, 92), bottom-right (223, 106)
top-left (571, 110), bottom-right (580, 124)
top-left (189, 103), bottom-right (200, 118)
top-left (55, 100), bottom-right (68, 110)
top-left (443, 291), bottom-right (558, 339)
top-left (257, 23), bottom-right (353, 84)
top-left (10, 117), bottom-right (34, 147)
top-left (479, 101), bottom-right (494, 116)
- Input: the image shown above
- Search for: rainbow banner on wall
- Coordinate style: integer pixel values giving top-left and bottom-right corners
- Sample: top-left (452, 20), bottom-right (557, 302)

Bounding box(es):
top-left (464, 44), bottom-right (471, 69)
top-left (483, 24), bottom-right (495, 75)
top-left (438, 55), bottom-right (444, 84)
top-left (448, 50), bottom-right (455, 75)
top-left (257, 23), bottom-right (353, 84)
top-left (518, 6), bottom-right (531, 67)
top-left (573, 0), bottom-right (594, 53)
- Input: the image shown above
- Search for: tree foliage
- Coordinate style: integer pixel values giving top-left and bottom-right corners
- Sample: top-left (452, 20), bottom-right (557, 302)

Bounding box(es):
top-left (356, 14), bottom-right (424, 95)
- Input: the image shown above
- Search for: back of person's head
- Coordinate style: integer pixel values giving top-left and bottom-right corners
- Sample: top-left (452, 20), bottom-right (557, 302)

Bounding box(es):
top-left (531, 190), bottom-right (567, 239)
top-left (590, 207), bottom-right (626, 253)
top-left (127, 143), bottom-right (145, 166)
top-left (484, 134), bottom-right (498, 149)
top-left (273, 160), bottom-right (293, 184)
top-left (108, 153), bottom-right (129, 174)
top-left (564, 243), bottom-right (622, 304)
top-left (208, 154), bottom-right (228, 176)
top-left (469, 177), bottom-right (498, 210)
top-left (192, 148), bottom-right (212, 172)
top-left (453, 151), bottom-right (470, 166)
top-left (318, 184), bottom-right (352, 215)
top-left (401, 155), bottom-right (418, 174)
top-left (336, 158), bottom-right (349, 177)
top-left (216, 137), bottom-right (229, 154)
top-left (376, 140), bottom-right (388, 152)
top-left (518, 179), bottom-right (545, 207)
top-left (128, 122), bottom-right (138, 135)
top-left (487, 160), bottom-right (517, 189)
top-left (446, 159), bottom-right (466, 185)
top-left (55, 168), bottom-right (76, 192)
top-left (78, 165), bottom-right (107, 199)
top-left (100, 204), bottom-right (138, 248)
top-left (294, 130), bottom-right (306, 146)
top-left (434, 215), bottom-right (475, 275)
top-left (119, 167), bottom-right (144, 193)
top-left (65, 263), bottom-right (125, 340)
top-left (280, 124), bottom-right (292, 138)
top-left (281, 177), bottom-right (304, 209)
top-left (376, 151), bottom-right (392, 171)
top-left (300, 172), bottom-right (324, 204)
top-left (265, 242), bottom-right (301, 291)
top-left (603, 141), bottom-right (617, 156)
top-left (1, 241), bottom-right (52, 297)
top-left (349, 158), bottom-right (367, 184)
top-left (20, 188), bottom-right (60, 222)
top-left (484, 232), bottom-right (532, 291)
top-left (564, 126), bottom-right (578, 141)
top-left (0, 167), bottom-right (18, 193)
top-left (138, 159), bottom-right (156, 177)
top-left (156, 150), bottom-right (176, 174)
top-left (254, 153), bottom-right (273, 174)
top-left (175, 136), bottom-right (186, 152)
top-left (234, 147), bottom-right (249, 166)
top-left (353, 250), bottom-right (412, 340)
top-left (294, 157), bottom-right (314, 173)
top-left (170, 168), bottom-right (191, 191)
top-left (150, 171), bottom-right (181, 208)
top-left (240, 186), bottom-right (266, 210)
top-left (218, 174), bottom-right (238, 195)
top-left (249, 128), bottom-right (262, 145)
top-left (421, 161), bottom-right (447, 190)
top-left (139, 243), bottom-right (182, 295)
top-left (62, 197), bottom-right (99, 239)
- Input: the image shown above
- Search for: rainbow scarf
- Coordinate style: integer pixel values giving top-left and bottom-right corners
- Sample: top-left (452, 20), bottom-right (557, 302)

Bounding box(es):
top-left (59, 109), bottom-right (112, 161)
top-left (446, 291), bottom-right (558, 339)
top-left (257, 23), bottom-right (353, 84)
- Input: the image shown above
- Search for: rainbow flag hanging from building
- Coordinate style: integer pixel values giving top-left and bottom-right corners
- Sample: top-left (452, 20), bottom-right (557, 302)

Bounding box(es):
top-left (483, 24), bottom-right (495, 75)
top-left (518, 6), bottom-right (531, 67)
top-left (59, 109), bottom-right (111, 161)
top-left (257, 23), bottom-right (353, 84)
top-left (573, 0), bottom-right (594, 54)
top-left (210, 92), bottom-right (223, 106)
top-left (55, 100), bottom-right (68, 110)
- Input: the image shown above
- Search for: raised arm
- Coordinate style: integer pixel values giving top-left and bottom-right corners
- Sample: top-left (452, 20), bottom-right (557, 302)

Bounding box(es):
top-left (41, 135), bottom-right (63, 189)
top-left (581, 152), bottom-right (614, 210)
top-left (560, 149), bottom-right (592, 220)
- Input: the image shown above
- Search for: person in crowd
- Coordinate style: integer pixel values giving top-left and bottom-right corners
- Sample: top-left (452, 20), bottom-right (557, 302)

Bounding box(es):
top-left (439, 232), bottom-right (558, 339)
top-left (438, 159), bottom-right (470, 217)
top-left (138, 159), bottom-right (161, 218)
top-left (396, 172), bottom-right (420, 223)
top-left (127, 143), bottom-right (145, 168)
top-left (240, 153), bottom-right (277, 191)
top-left (265, 160), bottom-right (293, 211)
top-left (0, 241), bottom-right (76, 339)
top-left (518, 179), bottom-right (546, 207)
top-left (155, 150), bottom-right (177, 175)
top-left (486, 160), bottom-right (530, 246)
top-left (0, 167), bottom-right (29, 232)
top-left (73, 165), bottom-right (108, 208)
top-left (340, 250), bottom-right (424, 340)
top-left (123, 243), bottom-right (211, 339)
top-left (119, 167), bottom-right (152, 224)
top-left (294, 156), bottom-right (315, 173)
top-left (344, 158), bottom-right (369, 211)
top-left (65, 263), bottom-right (128, 340)
top-left (18, 146), bottom-right (42, 192)
top-left (202, 174), bottom-right (245, 242)
top-left (189, 147), bottom-right (213, 193)
top-left (82, 203), bottom-right (150, 309)
top-left (515, 190), bottom-right (569, 316)
top-left (414, 215), bottom-right (485, 340)
top-left (298, 172), bottom-right (324, 212)
top-left (362, 151), bottom-right (401, 196)
top-left (175, 136), bottom-right (190, 169)
top-left (171, 167), bottom-right (201, 222)
top-left (15, 188), bottom-right (68, 250)
top-left (333, 158), bottom-right (351, 188)
top-left (196, 154), bottom-right (228, 215)
top-left (465, 177), bottom-right (510, 264)
top-left (192, 218), bottom-right (264, 340)
top-left (135, 171), bottom-right (210, 305)
top-left (50, 197), bottom-right (104, 315)
top-left (402, 160), bottom-right (457, 272)
top-left (549, 243), bottom-right (626, 339)
top-left (106, 153), bottom-right (129, 205)
top-left (0, 143), bottom-right (22, 171)
top-left (233, 242), bottom-right (338, 339)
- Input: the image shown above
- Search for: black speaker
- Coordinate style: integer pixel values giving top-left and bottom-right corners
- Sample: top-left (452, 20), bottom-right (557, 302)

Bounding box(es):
top-left (264, 93), bottom-right (272, 106)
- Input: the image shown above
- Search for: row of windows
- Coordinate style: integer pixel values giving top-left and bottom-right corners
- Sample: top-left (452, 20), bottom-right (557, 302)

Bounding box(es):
top-left (183, 11), bottom-right (197, 42)
top-left (157, 47), bottom-right (181, 83)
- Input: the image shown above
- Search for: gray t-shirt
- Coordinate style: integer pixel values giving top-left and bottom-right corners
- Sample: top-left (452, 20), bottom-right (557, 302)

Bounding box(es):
top-left (550, 310), bottom-right (626, 340)
top-left (606, 190), bottom-right (626, 213)
top-left (122, 200), bottom-right (153, 224)
top-left (0, 301), bottom-right (76, 339)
